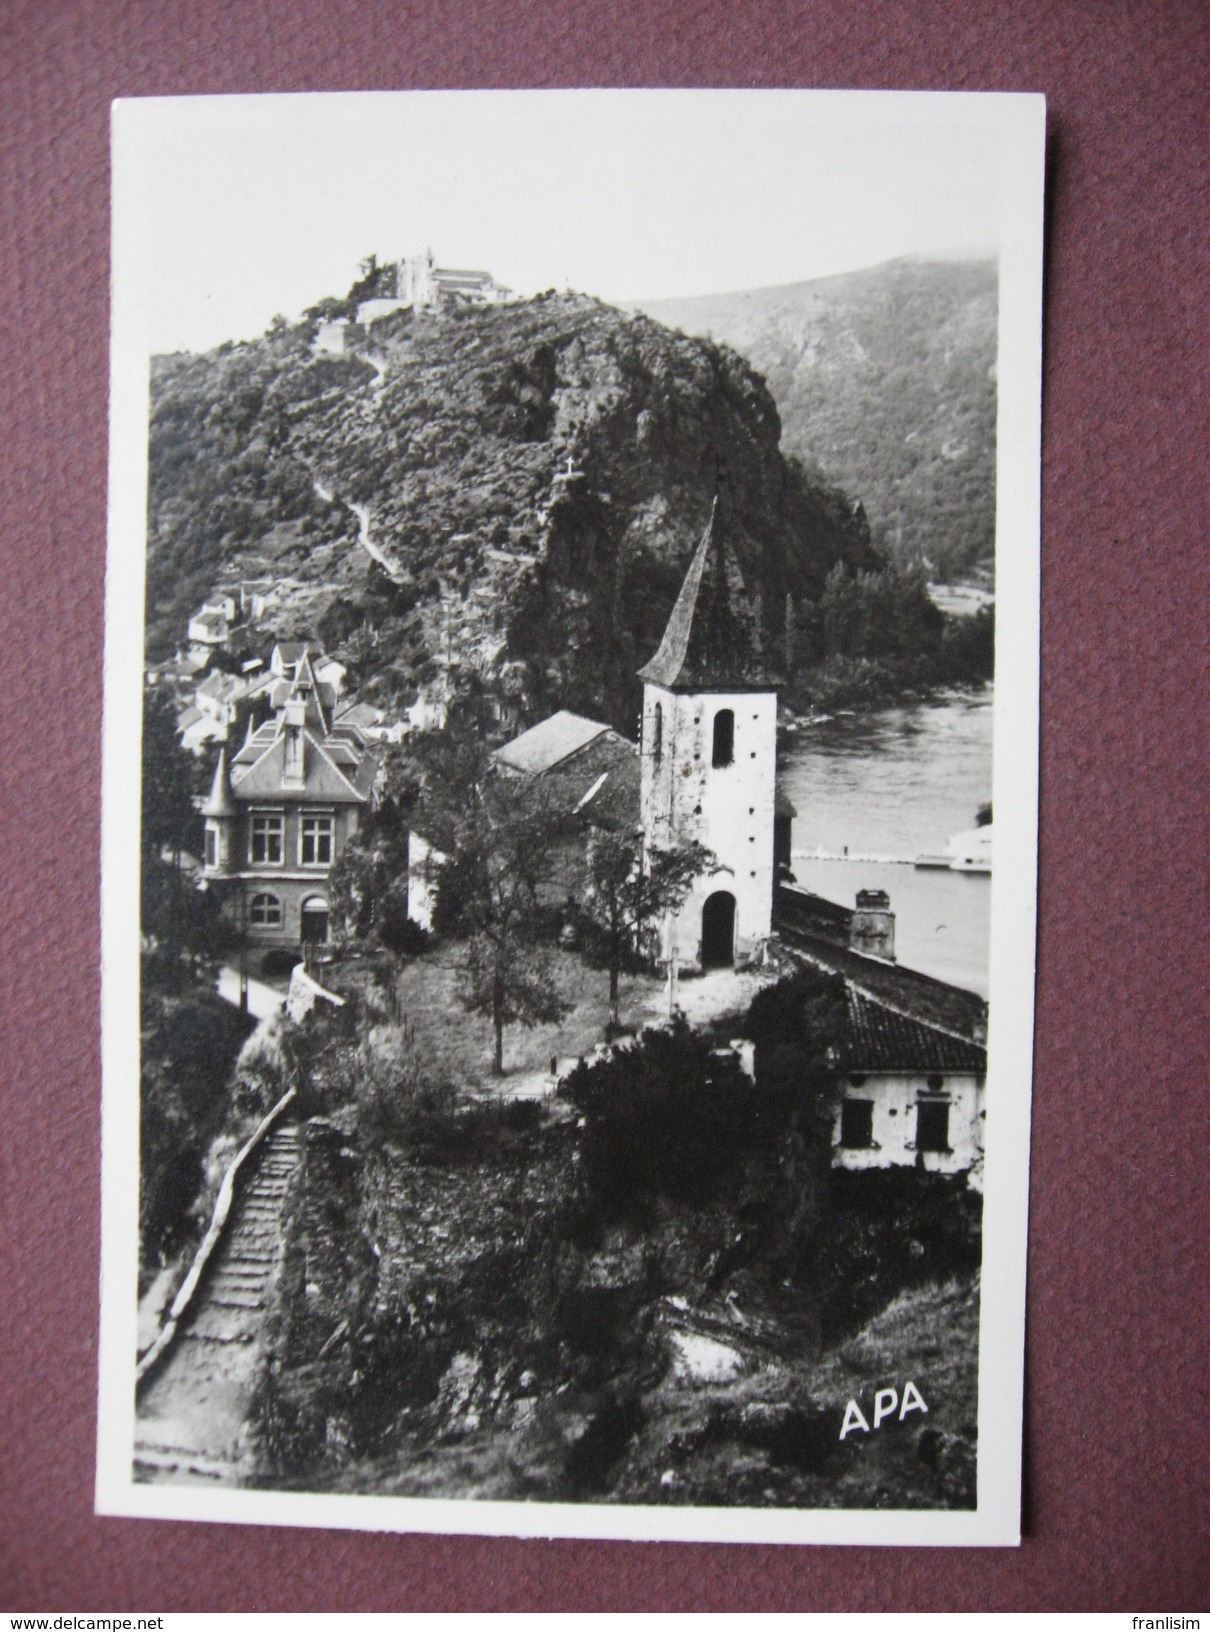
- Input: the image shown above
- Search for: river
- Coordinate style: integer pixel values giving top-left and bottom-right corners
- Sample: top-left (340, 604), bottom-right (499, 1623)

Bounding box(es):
top-left (778, 690), bottom-right (993, 996)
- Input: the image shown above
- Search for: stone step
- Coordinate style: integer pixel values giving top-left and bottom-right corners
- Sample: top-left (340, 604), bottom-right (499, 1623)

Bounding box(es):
top-left (209, 1293), bottom-right (265, 1310)
top-left (181, 1329), bottom-right (255, 1346)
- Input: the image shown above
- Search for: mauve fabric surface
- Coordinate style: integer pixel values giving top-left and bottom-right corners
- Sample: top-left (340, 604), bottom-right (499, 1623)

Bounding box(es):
top-left (1, 0), bottom-right (1206, 1610)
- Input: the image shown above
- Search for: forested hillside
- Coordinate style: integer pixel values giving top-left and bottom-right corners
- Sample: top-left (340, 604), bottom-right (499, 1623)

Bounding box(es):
top-left (636, 258), bottom-right (998, 582)
top-left (147, 292), bottom-right (877, 733)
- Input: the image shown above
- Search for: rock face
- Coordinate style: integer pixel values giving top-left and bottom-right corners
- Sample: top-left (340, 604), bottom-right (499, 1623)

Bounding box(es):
top-left (148, 292), bottom-right (875, 733)
top-left (634, 257), bottom-right (998, 583)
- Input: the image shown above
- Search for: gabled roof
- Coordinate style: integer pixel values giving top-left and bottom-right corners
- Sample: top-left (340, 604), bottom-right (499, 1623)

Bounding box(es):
top-left (776, 884), bottom-right (988, 1043)
top-left (840, 987), bottom-right (986, 1074)
top-left (539, 729), bottom-right (641, 832)
top-left (231, 727), bottom-right (375, 803)
top-left (495, 710), bottom-right (609, 776)
top-left (272, 641), bottom-right (313, 666)
top-left (196, 670), bottom-right (246, 703)
top-left (638, 500), bottom-right (780, 693)
top-left (269, 652), bottom-right (334, 735)
top-left (336, 700), bottom-right (384, 731)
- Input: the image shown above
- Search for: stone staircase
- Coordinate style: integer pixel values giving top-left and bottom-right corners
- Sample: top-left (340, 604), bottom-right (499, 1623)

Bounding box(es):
top-left (134, 1121), bottom-right (301, 1484)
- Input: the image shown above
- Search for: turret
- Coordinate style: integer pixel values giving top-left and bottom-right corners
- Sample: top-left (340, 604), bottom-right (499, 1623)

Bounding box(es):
top-left (201, 747), bottom-right (238, 875)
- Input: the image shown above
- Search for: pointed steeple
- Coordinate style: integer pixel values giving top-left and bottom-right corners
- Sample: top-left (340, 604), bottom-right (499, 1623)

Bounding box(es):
top-left (201, 746), bottom-right (238, 818)
top-left (638, 499), bottom-right (780, 692)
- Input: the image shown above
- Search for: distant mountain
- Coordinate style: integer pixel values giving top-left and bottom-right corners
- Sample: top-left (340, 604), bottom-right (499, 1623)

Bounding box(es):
top-left (147, 292), bottom-right (876, 733)
top-left (633, 258), bottom-right (998, 581)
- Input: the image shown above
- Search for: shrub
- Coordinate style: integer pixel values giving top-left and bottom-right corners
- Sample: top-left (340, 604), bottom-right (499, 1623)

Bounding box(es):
top-left (559, 1020), bottom-right (778, 1209)
top-left (353, 1024), bottom-right (459, 1151)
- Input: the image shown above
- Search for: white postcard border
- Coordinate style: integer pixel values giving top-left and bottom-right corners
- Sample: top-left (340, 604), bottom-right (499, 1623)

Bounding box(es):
top-left (97, 87), bottom-right (1046, 1548)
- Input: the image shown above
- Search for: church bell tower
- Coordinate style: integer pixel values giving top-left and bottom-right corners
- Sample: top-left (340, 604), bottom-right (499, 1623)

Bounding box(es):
top-left (638, 498), bottom-right (782, 972)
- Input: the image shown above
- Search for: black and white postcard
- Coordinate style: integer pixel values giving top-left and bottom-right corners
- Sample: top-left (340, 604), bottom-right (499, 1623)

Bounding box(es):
top-left (98, 89), bottom-right (1045, 1545)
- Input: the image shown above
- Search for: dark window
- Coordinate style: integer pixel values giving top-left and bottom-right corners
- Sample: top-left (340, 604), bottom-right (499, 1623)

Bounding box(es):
top-left (840, 1099), bottom-right (874, 1149)
top-left (300, 814), bottom-right (333, 865)
top-left (916, 1100), bottom-right (951, 1152)
top-left (250, 892), bottom-right (283, 928)
top-left (712, 708), bottom-right (734, 767)
top-left (651, 701), bottom-right (663, 763)
top-left (204, 827), bottom-right (217, 867)
top-left (250, 814), bottom-right (283, 864)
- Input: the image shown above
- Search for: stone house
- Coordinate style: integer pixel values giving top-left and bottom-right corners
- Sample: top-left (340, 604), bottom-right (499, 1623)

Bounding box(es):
top-left (831, 984), bottom-right (987, 1188)
top-left (200, 653), bottom-right (381, 947)
top-left (774, 880), bottom-right (989, 1184)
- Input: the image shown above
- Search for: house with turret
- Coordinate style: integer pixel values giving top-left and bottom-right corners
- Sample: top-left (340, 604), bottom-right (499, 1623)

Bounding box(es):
top-left (200, 652), bottom-right (381, 947)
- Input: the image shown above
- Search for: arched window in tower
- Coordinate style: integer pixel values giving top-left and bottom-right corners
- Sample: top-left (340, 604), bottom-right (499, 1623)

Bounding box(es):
top-left (711, 708), bottom-right (735, 767)
top-left (651, 701), bottom-right (663, 763)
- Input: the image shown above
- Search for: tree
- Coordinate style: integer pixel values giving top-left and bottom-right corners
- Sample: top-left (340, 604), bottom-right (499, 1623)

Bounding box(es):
top-left (574, 828), bottom-right (716, 1036)
top-left (459, 932), bottom-right (567, 1077)
top-left (413, 685), bottom-right (569, 1074)
top-left (142, 687), bottom-right (198, 859)
top-left (327, 742), bottom-right (419, 946)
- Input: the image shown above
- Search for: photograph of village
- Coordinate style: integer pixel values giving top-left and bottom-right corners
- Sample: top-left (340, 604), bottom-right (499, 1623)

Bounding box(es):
top-left (120, 93), bottom-right (1030, 1525)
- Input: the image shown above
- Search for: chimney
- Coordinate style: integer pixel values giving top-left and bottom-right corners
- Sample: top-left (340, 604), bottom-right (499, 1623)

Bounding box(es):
top-left (850, 888), bottom-right (896, 962)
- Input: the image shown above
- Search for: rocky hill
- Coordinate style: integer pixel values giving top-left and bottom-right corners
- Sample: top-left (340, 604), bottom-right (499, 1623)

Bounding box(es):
top-left (147, 292), bottom-right (876, 733)
top-left (634, 257), bottom-right (998, 582)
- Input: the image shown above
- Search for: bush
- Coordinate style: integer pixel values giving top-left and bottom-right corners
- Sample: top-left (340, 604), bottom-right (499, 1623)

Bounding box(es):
top-left (139, 989), bottom-right (256, 1268)
top-left (353, 1024), bottom-right (459, 1152)
top-left (560, 1020), bottom-right (780, 1209)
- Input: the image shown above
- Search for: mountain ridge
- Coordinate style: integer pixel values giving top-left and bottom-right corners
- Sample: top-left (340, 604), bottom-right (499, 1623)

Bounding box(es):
top-left (632, 256), bottom-right (999, 581)
top-left (146, 291), bottom-right (877, 734)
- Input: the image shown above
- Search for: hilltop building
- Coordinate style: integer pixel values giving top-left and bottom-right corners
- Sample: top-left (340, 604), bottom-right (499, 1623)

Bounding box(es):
top-left (638, 500), bottom-right (784, 972)
top-left (200, 652), bottom-right (381, 947)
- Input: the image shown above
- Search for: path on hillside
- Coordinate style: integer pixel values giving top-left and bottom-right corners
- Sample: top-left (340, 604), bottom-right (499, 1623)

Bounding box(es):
top-left (311, 473), bottom-right (405, 583)
top-left (134, 1122), bottom-right (300, 1485)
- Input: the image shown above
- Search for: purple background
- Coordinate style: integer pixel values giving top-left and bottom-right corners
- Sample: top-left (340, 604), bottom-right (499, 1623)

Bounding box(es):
top-left (1, 0), bottom-right (1206, 1610)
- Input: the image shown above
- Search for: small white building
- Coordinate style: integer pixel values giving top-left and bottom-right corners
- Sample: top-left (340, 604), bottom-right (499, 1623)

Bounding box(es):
top-left (831, 985), bottom-right (987, 1188)
top-left (405, 831), bottom-right (444, 932)
top-left (407, 692), bottom-right (447, 734)
top-left (194, 668), bottom-right (250, 731)
top-left (314, 319), bottom-right (350, 355)
top-left (187, 606), bottom-right (229, 664)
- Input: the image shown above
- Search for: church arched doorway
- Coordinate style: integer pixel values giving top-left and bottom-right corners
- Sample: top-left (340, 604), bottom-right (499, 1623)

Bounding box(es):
top-left (701, 890), bottom-right (736, 969)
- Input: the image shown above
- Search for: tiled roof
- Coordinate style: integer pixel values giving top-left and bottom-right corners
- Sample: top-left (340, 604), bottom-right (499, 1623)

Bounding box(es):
top-left (495, 710), bottom-right (609, 775)
top-left (638, 500), bottom-right (780, 693)
top-left (541, 731), bottom-right (641, 832)
top-left (775, 885), bottom-right (988, 1041)
top-left (841, 987), bottom-right (986, 1074)
top-left (335, 700), bottom-right (383, 730)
